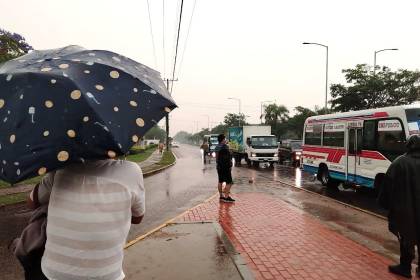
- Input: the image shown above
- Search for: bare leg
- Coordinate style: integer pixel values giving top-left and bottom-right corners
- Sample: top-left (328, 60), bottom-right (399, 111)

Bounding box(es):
top-left (224, 184), bottom-right (232, 197)
top-left (218, 183), bottom-right (223, 197)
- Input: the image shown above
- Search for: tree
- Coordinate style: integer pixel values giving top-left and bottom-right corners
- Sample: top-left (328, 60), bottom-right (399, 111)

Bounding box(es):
top-left (0, 28), bottom-right (33, 63)
top-left (174, 131), bottom-right (191, 143)
top-left (210, 123), bottom-right (227, 134)
top-left (330, 64), bottom-right (420, 112)
top-left (144, 125), bottom-right (166, 141)
top-left (223, 113), bottom-right (248, 127)
top-left (264, 104), bottom-right (289, 126)
top-left (285, 106), bottom-right (318, 139)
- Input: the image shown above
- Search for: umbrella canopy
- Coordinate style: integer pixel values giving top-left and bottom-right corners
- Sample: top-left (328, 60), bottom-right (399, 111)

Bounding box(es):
top-left (0, 45), bottom-right (176, 184)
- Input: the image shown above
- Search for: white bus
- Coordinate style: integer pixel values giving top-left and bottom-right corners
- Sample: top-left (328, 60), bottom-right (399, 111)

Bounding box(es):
top-left (302, 104), bottom-right (420, 190)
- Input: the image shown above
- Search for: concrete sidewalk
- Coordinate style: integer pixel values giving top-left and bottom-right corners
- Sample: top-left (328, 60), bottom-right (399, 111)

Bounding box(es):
top-left (124, 192), bottom-right (408, 280)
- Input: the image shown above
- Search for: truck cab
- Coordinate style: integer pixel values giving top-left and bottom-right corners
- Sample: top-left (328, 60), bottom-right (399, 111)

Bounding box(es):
top-left (245, 135), bottom-right (279, 166)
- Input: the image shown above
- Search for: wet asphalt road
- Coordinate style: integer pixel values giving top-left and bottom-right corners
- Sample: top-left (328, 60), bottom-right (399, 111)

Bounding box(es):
top-left (0, 144), bottom-right (391, 279)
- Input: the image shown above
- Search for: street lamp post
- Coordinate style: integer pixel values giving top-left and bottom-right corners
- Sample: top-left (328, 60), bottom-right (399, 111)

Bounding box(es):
top-left (260, 100), bottom-right (275, 124)
top-left (373, 48), bottom-right (398, 75)
top-left (303, 42), bottom-right (328, 110)
top-left (228, 97), bottom-right (242, 126)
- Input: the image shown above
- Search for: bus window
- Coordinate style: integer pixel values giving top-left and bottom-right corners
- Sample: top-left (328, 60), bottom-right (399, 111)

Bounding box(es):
top-left (377, 119), bottom-right (406, 159)
top-left (304, 124), bottom-right (322, 145)
top-left (363, 120), bottom-right (376, 150)
top-left (323, 131), bottom-right (344, 147)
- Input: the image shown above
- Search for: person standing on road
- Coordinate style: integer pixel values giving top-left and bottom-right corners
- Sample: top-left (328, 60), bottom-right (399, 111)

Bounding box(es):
top-left (26, 159), bottom-right (145, 280)
top-left (200, 141), bottom-right (209, 164)
top-left (215, 134), bottom-right (235, 203)
top-left (379, 134), bottom-right (420, 278)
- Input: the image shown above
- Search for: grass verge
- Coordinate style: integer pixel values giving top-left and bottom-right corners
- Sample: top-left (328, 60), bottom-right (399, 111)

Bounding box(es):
top-left (0, 192), bottom-right (28, 207)
top-left (124, 147), bottom-right (156, 163)
top-left (143, 150), bottom-right (176, 174)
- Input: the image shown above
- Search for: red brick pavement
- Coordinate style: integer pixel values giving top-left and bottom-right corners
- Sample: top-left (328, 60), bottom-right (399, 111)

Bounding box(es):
top-left (180, 192), bottom-right (406, 280)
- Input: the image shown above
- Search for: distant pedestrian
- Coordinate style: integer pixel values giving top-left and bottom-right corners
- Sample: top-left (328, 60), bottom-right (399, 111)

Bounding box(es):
top-left (26, 159), bottom-right (145, 280)
top-left (379, 135), bottom-right (420, 278)
top-left (215, 134), bottom-right (235, 202)
top-left (159, 142), bottom-right (164, 154)
top-left (200, 141), bottom-right (209, 164)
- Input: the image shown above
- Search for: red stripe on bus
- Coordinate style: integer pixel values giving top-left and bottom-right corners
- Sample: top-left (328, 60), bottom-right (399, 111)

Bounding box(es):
top-left (303, 146), bottom-right (387, 162)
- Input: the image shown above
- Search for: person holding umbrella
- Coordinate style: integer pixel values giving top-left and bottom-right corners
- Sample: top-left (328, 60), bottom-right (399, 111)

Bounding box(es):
top-left (1, 46), bottom-right (177, 280)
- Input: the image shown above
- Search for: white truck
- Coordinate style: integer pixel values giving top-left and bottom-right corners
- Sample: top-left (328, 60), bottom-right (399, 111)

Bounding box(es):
top-left (228, 125), bottom-right (278, 167)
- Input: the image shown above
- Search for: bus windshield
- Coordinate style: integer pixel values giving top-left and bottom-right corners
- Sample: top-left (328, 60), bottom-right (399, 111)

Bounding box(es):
top-left (251, 136), bottom-right (277, 148)
top-left (406, 109), bottom-right (420, 134)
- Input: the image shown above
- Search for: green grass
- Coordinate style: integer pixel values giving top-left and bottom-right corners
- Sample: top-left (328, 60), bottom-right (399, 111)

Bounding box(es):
top-left (0, 176), bottom-right (42, 188)
top-left (125, 147), bottom-right (156, 162)
top-left (0, 192), bottom-right (28, 206)
top-left (157, 151), bottom-right (176, 166)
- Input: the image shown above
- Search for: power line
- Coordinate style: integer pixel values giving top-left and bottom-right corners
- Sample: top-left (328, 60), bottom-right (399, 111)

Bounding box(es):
top-left (146, 0), bottom-right (158, 68)
top-left (162, 0), bottom-right (166, 78)
top-left (170, 0), bottom-right (184, 93)
top-left (177, 0), bottom-right (197, 78)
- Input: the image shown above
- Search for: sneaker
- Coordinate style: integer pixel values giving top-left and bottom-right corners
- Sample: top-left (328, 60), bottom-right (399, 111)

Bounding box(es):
top-left (223, 196), bottom-right (235, 203)
top-left (388, 264), bottom-right (412, 278)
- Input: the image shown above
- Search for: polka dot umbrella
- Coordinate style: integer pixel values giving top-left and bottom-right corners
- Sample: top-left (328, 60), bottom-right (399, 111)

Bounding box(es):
top-left (0, 45), bottom-right (177, 184)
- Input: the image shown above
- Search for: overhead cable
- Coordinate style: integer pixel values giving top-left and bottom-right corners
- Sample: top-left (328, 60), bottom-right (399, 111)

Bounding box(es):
top-left (146, 0), bottom-right (158, 68)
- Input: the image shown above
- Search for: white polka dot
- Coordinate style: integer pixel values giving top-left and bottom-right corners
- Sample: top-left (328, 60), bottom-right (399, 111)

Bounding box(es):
top-left (84, 70), bottom-right (90, 74)
top-left (108, 150), bottom-right (116, 158)
top-left (10, 134), bottom-right (16, 143)
top-left (51, 79), bottom-right (57, 84)
top-left (57, 151), bottom-right (69, 162)
top-left (113, 107), bottom-right (119, 112)
top-left (136, 118), bottom-right (145, 127)
top-left (43, 131), bottom-right (50, 137)
top-left (83, 116), bottom-right (89, 122)
top-left (132, 135), bottom-right (139, 142)
top-left (133, 88), bottom-right (138, 93)
top-left (38, 167), bottom-right (47, 175)
top-left (110, 70), bottom-right (120, 79)
top-left (71, 90), bottom-right (82, 100)
top-left (63, 73), bottom-right (68, 77)
top-left (6, 75), bottom-right (12, 81)
top-left (45, 100), bottom-right (54, 108)
top-left (164, 107), bottom-right (171, 113)
top-left (17, 169), bottom-right (20, 175)
top-left (129, 101), bottom-right (138, 107)
top-left (95, 85), bottom-right (104, 91)
top-left (59, 64), bottom-right (69, 69)
top-left (67, 130), bottom-right (76, 138)
top-left (0, 99), bottom-right (4, 109)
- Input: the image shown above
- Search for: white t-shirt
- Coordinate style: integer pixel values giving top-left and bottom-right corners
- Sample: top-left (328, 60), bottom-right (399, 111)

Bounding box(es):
top-left (33, 159), bottom-right (145, 280)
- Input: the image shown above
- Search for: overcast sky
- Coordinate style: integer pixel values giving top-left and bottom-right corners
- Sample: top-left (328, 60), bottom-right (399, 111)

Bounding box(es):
top-left (1, 0), bottom-right (419, 134)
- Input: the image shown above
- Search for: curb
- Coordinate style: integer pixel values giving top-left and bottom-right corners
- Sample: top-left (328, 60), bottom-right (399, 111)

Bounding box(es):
top-left (212, 222), bottom-right (255, 280)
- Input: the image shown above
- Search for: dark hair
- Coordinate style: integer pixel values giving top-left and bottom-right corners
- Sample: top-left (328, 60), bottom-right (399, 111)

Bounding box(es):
top-left (218, 134), bottom-right (225, 143)
top-left (407, 134), bottom-right (420, 152)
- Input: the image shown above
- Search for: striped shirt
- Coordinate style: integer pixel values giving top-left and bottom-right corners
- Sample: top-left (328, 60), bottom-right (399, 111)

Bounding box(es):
top-left (34, 159), bottom-right (145, 280)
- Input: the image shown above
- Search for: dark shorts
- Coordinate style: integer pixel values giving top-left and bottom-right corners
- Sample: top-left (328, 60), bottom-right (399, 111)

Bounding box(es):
top-left (217, 168), bottom-right (233, 184)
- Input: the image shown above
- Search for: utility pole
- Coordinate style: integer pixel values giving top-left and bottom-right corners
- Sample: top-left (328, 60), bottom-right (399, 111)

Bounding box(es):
top-left (165, 78), bottom-right (178, 151)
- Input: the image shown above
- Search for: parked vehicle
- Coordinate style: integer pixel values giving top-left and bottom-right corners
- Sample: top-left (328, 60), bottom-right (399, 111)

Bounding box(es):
top-left (203, 134), bottom-right (219, 158)
top-left (171, 141), bottom-right (179, 148)
top-left (302, 104), bottom-right (420, 190)
top-left (278, 139), bottom-right (302, 166)
top-left (228, 126), bottom-right (278, 167)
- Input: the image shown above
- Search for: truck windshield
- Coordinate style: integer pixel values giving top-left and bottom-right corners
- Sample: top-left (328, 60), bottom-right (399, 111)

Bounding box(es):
top-left (406, 109), bottom-right (420, 135)
top-left (210, 136), bottom-right (218, 145)
top-left (251, 136), bottom-right (277, 148)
